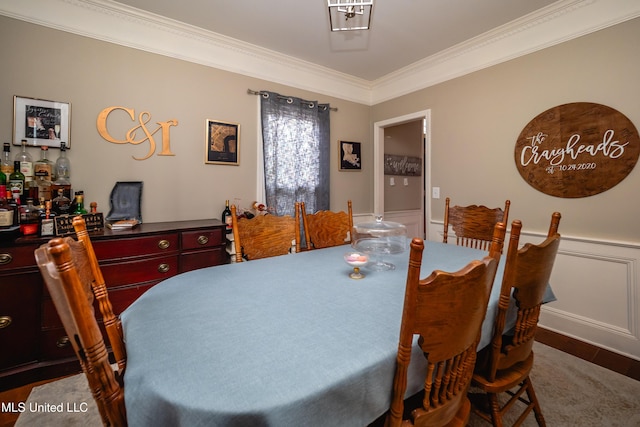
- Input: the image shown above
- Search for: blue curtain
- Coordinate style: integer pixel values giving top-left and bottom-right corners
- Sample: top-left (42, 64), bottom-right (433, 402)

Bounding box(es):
top-left (260, 91), bottom-right (330, 216)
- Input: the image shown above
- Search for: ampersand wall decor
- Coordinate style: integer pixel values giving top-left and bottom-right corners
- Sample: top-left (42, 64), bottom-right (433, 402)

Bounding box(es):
top-left (97, 106), bottom-right (178, 160)
top-left (514, 102), bottom-right (639, 198)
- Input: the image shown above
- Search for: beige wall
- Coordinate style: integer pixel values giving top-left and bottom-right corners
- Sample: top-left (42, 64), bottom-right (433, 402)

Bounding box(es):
top-left (372, 18), bottom-right (640, 243)
top-left (2, 15), bottom-right (639, 243)
top-left (0, 16), bottom-right (372, 223)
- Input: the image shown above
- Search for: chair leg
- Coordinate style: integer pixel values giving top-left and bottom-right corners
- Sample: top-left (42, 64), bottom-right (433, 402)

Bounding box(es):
top-left (487, 393), bottom-right (504, 427)
top-left (524, 377), bottom-right (546, 427)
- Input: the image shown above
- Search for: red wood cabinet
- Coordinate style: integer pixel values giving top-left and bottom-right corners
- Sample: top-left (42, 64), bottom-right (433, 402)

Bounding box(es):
top-left (0, 219), bottom-right (227, 390)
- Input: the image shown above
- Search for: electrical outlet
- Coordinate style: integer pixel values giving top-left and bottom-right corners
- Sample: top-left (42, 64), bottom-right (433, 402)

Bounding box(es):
top-left (432, 187), bottom-right (440, 199)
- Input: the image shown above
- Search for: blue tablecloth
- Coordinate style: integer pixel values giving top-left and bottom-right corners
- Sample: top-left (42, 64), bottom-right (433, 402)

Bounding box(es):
top-left (121, 240), bottom-right (553, 426)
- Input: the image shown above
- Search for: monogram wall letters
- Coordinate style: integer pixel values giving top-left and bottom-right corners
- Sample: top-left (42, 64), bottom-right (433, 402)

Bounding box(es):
top-left (97, 106), bottom-right (178, 160)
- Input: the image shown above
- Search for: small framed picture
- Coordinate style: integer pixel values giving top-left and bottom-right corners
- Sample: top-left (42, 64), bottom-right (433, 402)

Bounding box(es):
top-left (13, 95), bottom-right (71, 148)
top-left (339, 140), bottom-right (361, 171)
top-left (206, 120), bottom-right (239, 165)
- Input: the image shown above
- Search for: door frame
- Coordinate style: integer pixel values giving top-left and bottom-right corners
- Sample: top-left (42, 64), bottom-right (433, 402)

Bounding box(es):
top-left (373, 109), bottom-right (431, 238)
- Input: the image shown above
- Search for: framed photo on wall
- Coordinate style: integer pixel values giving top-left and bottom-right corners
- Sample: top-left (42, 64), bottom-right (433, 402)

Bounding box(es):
top-left (206, 119), bottom-right (239, 165)
top-left (13, 95), bottom-right (71, 148)
top-left (339, 140), bottom-right (361, 171)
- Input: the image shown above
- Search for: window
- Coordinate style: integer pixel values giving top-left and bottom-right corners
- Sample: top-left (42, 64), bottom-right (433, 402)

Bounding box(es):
top-left (260, 91), bottom-right (330, 216)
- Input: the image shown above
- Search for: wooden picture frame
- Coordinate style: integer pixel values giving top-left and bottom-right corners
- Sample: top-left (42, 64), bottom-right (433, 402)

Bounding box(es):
top-left (206, 120), bottom-right (239, 165)
top-left (339, 140), bottom-right (361, 171)
top-left (13, 95), bottom-right (71, 148)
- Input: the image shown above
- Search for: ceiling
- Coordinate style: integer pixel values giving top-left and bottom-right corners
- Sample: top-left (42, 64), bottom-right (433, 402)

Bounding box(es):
top-left (2, 0), bottom-right (638, 104)
top-left (113, 0), bottom-right (559, 81)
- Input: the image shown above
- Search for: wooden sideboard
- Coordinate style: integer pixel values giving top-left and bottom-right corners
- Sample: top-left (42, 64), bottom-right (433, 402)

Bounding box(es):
top-left (0, 219), bottom-right (228, 390)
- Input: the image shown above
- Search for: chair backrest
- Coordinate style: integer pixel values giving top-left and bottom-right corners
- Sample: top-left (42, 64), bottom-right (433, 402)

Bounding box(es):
top-left (482, 212), bottom-right (561, 381)
top-left (231, 202), bottom-right (301, 262)
top-left (387, 222), bottom-right (506, 427)
top-left (300, 200), bottom-right (353, 249)
top-left (35, 236), bottom-right (127, 427)
top-left (73, 216), bottom-right (127, 372)
top-left (443, 197), bottom-right (510, 250)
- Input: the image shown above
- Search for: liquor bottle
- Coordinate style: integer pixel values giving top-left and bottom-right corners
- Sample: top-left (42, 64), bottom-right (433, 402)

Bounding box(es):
top-left (52, 142), bottom-right (71, 200)
top-left (1, 143), bottom-right (12, 178)
top-left (52, 188), bottom-right (71, 216)
top-left (15, 140), bottom-right (33, 202)
top-left (222, 199), bottom-right (232, 234)
top-left (7, 189), bottom-right (19, 226)
top-left (34, 145), bottom-right (53, 201)
top-left (0, 167), bottom-right (5, 186)
top-left (39, 200), bottom-right (57, 237)
top-left (19, 197), bottom-right (39, 235)
top-left (8, 161), bottom-right (25, 203)
top-left (72, 191), bottom-right (88, 215)
top-left (0, 185), bottom-right (16, 229)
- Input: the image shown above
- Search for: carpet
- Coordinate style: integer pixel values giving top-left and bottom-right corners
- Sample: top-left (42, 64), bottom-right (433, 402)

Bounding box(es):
top-left (15, 342), bottom-right (640, 426)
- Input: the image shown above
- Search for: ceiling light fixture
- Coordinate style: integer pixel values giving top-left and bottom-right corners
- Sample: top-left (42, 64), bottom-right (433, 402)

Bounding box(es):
top-left (328, 0), bottom-right (373, 32)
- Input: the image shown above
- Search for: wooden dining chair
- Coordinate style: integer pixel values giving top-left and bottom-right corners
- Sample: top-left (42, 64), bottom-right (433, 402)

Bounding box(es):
top-left (231, 202), bottom-right (301, 262)
top-left (386, 222), bottom-right (506, 427)
top-left (73, 216), bottom-right (127, 372)
top-left (470, 212), bottom-right (561, 427)
top-left (443, 197), bottom-right (510, 250)
top-left (35, 224), bottom-right (127, 426)
top-left (300, 200), bottom-right (353, 249)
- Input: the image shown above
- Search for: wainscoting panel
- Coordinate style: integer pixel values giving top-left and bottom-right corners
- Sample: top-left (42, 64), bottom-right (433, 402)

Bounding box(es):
top-left (429, 221), bottom-right (640, 361)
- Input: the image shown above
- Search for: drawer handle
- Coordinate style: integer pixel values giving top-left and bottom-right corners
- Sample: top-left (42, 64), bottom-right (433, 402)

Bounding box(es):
top-left (56, 336), bottom-right (70, 348)
top-left (0, 253), bottom-right (12, 266)
top-left (0, 316), bottom-right (12, 329)
top-left (197, 235), bottom-right (209, 245)
top-left (158, 239), bottom-right (171, 250)
top-left (158, 263), bottom-right (170, 273)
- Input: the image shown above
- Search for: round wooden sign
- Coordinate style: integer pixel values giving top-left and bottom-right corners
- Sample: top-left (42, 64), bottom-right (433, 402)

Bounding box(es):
top-left (515, 102), bottom-right (640, 198)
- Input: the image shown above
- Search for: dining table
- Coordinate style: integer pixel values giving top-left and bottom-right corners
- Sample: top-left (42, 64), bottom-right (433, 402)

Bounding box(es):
top-left (121, 239), bottom-right (554, 426)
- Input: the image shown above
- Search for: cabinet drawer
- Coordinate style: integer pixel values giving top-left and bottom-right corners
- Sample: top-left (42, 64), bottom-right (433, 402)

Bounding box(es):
top-left (100, 255), bottom-right (178, 288)
top-left (43, 282), bottom-right (156, 329)
top-left (0, 244), bottom-right (39, 271)
top-left (0, 271), bottom-right (42, 369)
top-left (180, 248), bottom-right (227, 273)
top-left (92, 233), bottom-right (179, 260)
top-left (181, 228), bottom-right (223, 250)
top-left (40, 328), bottom-right (76, 360)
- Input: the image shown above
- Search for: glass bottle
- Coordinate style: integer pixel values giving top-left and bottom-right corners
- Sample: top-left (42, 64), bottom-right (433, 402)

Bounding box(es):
top-left (0, 167), bottom-right (5, 186)
top-left (0, 185), bottom-right (16, 229)
top-left (34, 145), bottom-right (53, 201)
top-left (222, 199), bottom-right (232, 234)
top-left (52, 188), bottom-right (71, 216)
top-left (72, 191), bottom-right (88, 215)
top-left (1, 143), bottom-right (12, 178)
top-left (9, 161), bottom-right (25, 203)
top-left (19, 197), bottom-right (40, 235)
top-left (39, 200), bottom-right (57, 237)
top-left (15, 140), bottom-right (33, 201)
top-left (52, 141), bottom-right (71, 200)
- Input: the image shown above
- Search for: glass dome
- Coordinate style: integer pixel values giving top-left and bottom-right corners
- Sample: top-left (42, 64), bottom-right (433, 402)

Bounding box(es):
top-left (351, 216), bottom-right (407, 270)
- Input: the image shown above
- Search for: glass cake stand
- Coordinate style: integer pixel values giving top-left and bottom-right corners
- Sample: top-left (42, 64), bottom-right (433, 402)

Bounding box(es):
top-left (351, 216), bottom-right (407, 271)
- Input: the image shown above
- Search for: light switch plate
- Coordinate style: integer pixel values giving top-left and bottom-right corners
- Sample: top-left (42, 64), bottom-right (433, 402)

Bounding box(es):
top-left (432, 187), bottom-right (440, 199)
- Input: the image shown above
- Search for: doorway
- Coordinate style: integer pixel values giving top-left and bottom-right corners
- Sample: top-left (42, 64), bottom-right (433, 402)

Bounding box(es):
top-left (373, 110), bottom-right (431, 239)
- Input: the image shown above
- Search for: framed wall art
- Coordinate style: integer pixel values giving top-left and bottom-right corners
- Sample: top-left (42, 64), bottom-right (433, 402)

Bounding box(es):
top-left (13, 95), bottom-right (71, 148)
top-left (339, 140), bottom-right (361, 171)
top-left (206, 119), bottom-right (239, 165)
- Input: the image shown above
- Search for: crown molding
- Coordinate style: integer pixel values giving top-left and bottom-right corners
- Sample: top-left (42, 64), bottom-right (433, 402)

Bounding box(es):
top-left (370, 0), bottom-right (640, 104)
top-left (1, 0), bottom-right (638, 106)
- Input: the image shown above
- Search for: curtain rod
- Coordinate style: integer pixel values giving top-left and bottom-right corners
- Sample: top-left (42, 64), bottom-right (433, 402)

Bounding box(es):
top-left (247, 89), bottom-right (338, 112)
